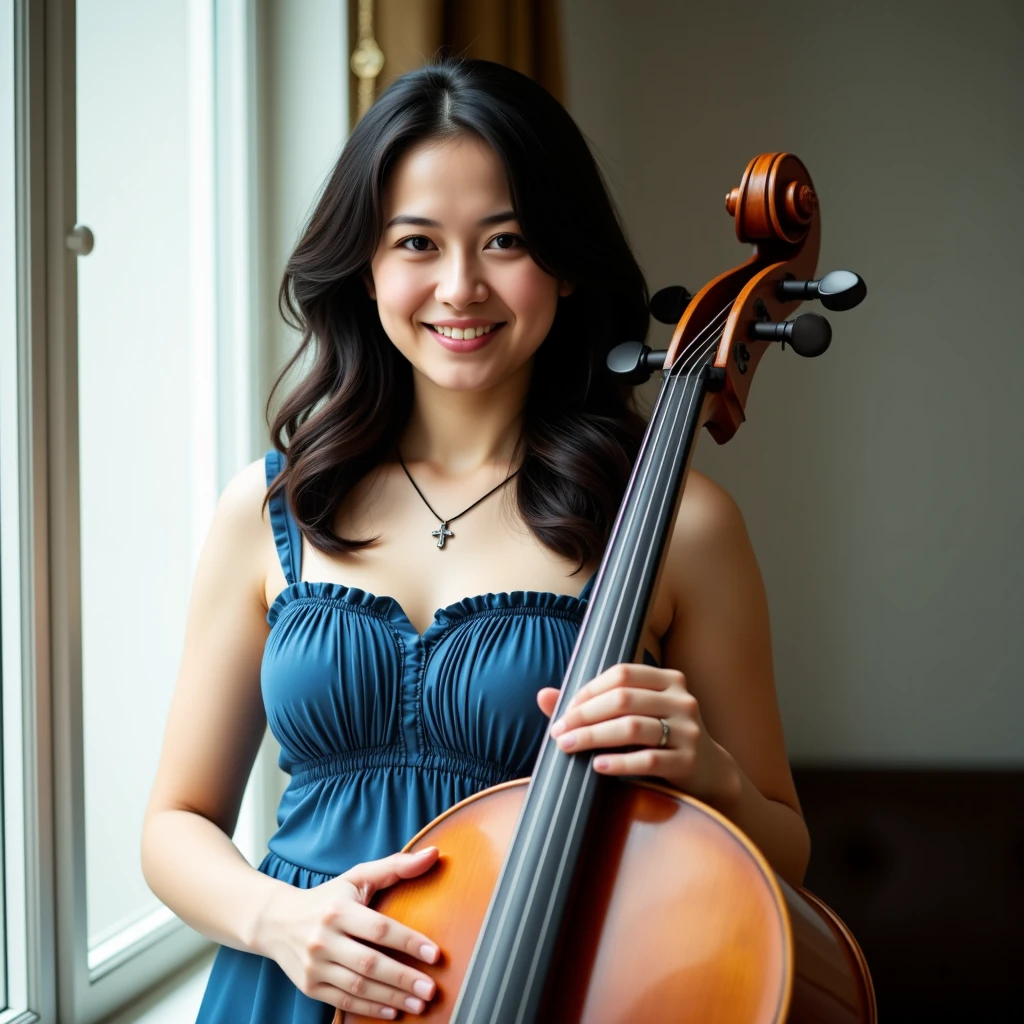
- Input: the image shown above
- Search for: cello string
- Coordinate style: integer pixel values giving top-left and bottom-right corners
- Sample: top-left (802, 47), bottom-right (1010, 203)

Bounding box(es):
top-left (474, 300), bottom-right (734, 1019)
top-left (465, 323), bottom-right (722, 1022)
top-left (477, 310), bottom-right (730, 1019)
top-left (485, 316), bottom-right (730, 1021)
top-left (504, 331), bottom-right (723, 1022)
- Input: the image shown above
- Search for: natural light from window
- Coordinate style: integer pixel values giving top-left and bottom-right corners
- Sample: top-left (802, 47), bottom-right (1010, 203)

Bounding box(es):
top-left (76, 0), bottom-right (217, 964)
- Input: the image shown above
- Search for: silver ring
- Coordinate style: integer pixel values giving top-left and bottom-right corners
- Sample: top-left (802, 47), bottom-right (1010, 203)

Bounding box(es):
top-left (657, 718), bottom-right (670, 748)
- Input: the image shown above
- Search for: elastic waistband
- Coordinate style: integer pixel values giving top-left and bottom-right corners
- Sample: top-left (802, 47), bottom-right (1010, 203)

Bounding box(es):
top-left (290, 745), bottom-right (522, 789)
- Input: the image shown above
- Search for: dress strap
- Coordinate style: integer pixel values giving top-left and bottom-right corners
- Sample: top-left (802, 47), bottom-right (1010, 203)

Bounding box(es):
top-left (265, 449), bottom-right (302, 587)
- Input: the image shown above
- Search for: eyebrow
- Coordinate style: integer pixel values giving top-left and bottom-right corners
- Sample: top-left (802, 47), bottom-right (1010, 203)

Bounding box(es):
top-left (385, 210), bottom-right (517, 230)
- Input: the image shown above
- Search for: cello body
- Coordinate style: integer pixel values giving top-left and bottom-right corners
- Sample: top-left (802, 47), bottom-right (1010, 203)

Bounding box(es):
top-left (338, 153), bottom-right (875, 1023)
top-left (344, 779), bottom-right (875, 1023)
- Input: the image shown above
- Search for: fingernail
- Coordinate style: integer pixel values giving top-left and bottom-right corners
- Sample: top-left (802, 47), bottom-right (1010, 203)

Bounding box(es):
top-left (420, 943), bottom-right (438, 962)
top-left (379, 1010), bottom-right (396, 1019)
top-left (556, 733), bottom-right (576, 750)
top-left (414, 979), bottom-right (435, 999)
top-left (594, 757), bottom-right (609, 770)
top-left (405, 996), bottom-right (425, 1012)
top-left (549, 720), bottom-right (565, 737)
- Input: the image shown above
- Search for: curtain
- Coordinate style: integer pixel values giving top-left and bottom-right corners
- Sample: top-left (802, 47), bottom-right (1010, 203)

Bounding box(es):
top-left (349, 0), bottom-right (565, 125)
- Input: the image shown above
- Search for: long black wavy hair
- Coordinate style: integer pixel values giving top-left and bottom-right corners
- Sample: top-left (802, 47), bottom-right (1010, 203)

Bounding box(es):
top-left (266, 58), bottom-right (650, 573)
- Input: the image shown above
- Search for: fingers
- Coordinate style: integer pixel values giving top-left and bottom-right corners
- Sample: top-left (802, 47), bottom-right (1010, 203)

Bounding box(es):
top-left (570, 663), bottom-right (685, 707)
top-left (310, 899), bottom-right (439, 1017)
top-left (542, 665), bottom-right (686, 729)
top-left (536, 687), bottom-right (560, 718)
top-left (553, 687), bottom-right (682, 733)
top-left (317, 937), bottom-right (438, 1016)
top-left (551, 712), bottom-right (668, 753)
top-left (338, 900), bottom-right (439, 965)
top-left (307, 974), bottom-right (415, 1019)
top-left (344, 847), bottom-right (440, 904)
top-left (591, 747), bottom-right (688, 778)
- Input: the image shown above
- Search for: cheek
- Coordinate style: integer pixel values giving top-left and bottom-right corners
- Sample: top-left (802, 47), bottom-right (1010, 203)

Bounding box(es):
top-left (372, 262), bottom-right (429, 316)
top-left (503, 267), bottom-right (560, 332)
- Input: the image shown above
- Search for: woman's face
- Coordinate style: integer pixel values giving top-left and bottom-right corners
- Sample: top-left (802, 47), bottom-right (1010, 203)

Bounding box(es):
top-left (367, 133), bottom-right (571, 393)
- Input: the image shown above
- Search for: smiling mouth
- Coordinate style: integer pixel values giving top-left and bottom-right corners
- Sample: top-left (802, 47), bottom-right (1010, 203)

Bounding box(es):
top-left (423, 322), bottom-right (506, 340)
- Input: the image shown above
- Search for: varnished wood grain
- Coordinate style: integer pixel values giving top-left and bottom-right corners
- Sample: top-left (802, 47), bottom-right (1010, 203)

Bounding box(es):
top-left (341, 778), bottom-right (873, 1023)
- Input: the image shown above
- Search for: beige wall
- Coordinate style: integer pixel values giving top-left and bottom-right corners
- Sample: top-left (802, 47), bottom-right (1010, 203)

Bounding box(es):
top-left (563, 0), bottom-right (1024, 764)
top-left (257, 0), bottom-right (349, 423)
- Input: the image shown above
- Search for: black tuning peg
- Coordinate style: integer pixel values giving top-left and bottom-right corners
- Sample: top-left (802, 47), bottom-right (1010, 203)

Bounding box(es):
top-left (649, 285), bottom-right (694, 324)
top-left (607, 341), bottom-right (668, 384)
top-left (777, 270), bottom-right (866, 311)
top-left (751, 312), bottom-right (832, 358)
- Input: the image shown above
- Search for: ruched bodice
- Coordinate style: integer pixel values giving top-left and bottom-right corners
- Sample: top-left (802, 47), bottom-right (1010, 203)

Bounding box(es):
top-left (196, 450), bottom-right (607, 1023)
top-left (262, 578), bottom-right (594, 879)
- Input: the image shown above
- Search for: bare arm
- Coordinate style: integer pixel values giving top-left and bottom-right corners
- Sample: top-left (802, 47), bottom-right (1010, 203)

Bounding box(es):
top-left (659, 471), bottom-right (810, 886)
top-left (141, 457), bottom-right (284, 952)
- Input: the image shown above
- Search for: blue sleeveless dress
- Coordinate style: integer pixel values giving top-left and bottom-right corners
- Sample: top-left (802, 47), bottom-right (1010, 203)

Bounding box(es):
top-left (196, 449), bottom-right (616, 1022)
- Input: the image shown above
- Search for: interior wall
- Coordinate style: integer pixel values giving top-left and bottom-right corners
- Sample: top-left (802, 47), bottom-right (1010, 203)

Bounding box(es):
top-left (257, 0), bottom-right (348, 428)
top-left (562, 0), bottom-right (1024, 764)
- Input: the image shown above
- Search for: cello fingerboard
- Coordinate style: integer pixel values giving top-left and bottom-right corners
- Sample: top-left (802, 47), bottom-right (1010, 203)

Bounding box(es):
top-left (451, 365), bottom-right (711, 1024)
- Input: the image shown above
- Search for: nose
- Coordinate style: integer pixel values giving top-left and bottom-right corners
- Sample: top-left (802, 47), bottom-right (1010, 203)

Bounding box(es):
top-left (434, 249), bottom-right (488, 309)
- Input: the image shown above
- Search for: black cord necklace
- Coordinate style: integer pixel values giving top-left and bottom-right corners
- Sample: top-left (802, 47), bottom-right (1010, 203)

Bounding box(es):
top-left (395, 447), bottom-right (522, 549)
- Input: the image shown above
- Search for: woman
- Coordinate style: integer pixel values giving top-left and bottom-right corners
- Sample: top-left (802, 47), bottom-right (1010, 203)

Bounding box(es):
top-left (142, 59), bottom-right (810, 1023)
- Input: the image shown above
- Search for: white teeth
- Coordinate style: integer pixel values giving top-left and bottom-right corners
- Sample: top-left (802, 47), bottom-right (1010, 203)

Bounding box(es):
top-left (428, 323), bottom-right (498, 339)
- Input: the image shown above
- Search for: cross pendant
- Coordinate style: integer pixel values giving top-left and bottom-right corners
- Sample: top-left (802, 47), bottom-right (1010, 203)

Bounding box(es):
top-left (431, 521), bottom-right (453, 548)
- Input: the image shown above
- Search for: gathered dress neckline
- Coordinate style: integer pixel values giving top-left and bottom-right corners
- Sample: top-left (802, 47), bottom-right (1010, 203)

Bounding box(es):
top-left (267, 573), bottom-right (598, 643)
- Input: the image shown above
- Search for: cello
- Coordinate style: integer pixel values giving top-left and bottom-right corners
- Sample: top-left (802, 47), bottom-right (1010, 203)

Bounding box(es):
top-left (341, 153), bottom-right (875, 1023)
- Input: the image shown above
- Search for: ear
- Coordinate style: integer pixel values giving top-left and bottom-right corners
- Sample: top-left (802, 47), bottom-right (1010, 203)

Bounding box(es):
top-left (362, 272), bottom-right (377, 301)
top-left (558, 279), bottom-right (575, 298)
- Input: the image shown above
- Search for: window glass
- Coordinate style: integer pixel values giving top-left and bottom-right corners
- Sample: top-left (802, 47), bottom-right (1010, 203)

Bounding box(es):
top-left (76, 0), bottom-right (211, 952)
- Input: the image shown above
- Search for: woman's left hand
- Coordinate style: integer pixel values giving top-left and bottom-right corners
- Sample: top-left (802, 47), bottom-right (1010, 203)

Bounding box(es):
top-left (537, 663), bottom-right (741, 807)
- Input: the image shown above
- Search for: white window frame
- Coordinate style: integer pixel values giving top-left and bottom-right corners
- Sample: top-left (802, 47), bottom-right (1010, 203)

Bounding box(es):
top-left (2, 5), bottom-right (59, 1022)
top-left (2, 1), bottom-right (267, 1021)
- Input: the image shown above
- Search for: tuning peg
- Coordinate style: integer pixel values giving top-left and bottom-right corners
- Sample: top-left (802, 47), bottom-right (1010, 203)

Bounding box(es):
top-left (777, 270), bottom-right (866, 311)
top-left (607, 341), bottom-right (668, 383)
top-left (751, 312), bottom-right (832, 357)
top-left (649, 285), bottom-right (694, 325)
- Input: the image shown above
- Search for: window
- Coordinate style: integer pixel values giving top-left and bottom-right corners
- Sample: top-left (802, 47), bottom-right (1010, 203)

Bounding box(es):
top-left (1, 1), bottom-right (270, 1020)
top-left (76, 0), bottom-right (217, 977)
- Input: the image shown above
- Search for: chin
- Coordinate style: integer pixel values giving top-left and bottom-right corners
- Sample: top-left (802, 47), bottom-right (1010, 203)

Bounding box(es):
top-left (419, 364), bottom-right (505, 393)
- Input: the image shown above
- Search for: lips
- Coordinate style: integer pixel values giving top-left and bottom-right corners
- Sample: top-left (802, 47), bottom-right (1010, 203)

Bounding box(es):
top-left (423, 322), bottom-right (506, 353)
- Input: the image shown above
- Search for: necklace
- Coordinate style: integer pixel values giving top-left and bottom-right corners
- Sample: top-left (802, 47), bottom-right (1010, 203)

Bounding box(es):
top-left (395, 448), bottom-right (522, 549)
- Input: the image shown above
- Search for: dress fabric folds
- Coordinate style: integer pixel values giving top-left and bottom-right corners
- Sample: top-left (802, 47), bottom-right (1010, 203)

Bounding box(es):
top-left (195, 449), bottom-right (603, 1022)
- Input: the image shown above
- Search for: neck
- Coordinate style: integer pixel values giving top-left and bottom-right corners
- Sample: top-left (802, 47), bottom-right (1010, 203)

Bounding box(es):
top-left (399, 361), bottom-right (532, 475)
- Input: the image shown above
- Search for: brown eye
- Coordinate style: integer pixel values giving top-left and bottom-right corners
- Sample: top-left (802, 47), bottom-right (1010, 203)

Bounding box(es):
top-left (489, 233), bottom-right (523, 251)
top-left (399, 235), bottom-right (435, 252)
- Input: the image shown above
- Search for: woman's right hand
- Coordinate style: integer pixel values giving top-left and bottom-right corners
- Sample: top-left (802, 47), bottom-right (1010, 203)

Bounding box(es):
top-left (257, 847), bottom-right (442, 1018)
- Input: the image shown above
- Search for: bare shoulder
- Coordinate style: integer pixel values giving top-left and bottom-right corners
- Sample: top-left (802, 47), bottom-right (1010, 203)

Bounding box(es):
top-left (219, 454), bottom-right (274, 534)
top-left (666, 469), bottom-right (755, 604)
top-left (676, 468), bottom-right (742, 528)
top-left (210, 455), bottom-right (276, 609)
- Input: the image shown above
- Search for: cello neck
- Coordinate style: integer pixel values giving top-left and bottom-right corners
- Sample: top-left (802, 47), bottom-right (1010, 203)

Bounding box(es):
top-left (451, 362), bottom-right (715, 1024)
